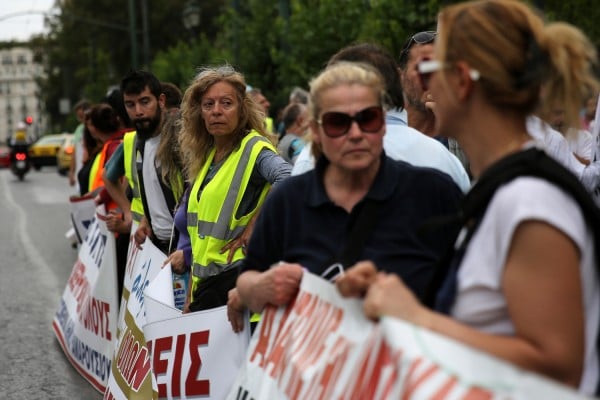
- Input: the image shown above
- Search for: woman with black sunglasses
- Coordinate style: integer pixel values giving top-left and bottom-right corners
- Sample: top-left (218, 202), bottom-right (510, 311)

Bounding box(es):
top-left (228, 61), bottom-right (462, 332)
top-left (355, 0), bottom-right (600, 394)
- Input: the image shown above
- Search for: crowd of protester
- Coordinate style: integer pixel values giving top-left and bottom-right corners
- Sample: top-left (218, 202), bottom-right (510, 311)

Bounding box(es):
top-left (66, 0), bottom-right (600, 395)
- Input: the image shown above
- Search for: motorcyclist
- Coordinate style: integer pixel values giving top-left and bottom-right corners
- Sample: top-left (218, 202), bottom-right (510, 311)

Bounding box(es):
top-left (7, 122), bottom-right (32, 170)
top-left (8, 123), bottom-right (31, 156)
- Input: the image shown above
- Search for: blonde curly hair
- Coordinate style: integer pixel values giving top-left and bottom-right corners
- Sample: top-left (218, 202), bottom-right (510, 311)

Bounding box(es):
top-left (178, 65), bottom-right (270, 181)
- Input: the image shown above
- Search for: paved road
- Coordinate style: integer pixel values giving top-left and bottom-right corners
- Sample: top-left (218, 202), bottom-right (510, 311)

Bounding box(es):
top-left (0, 167), bottom-right (102, 399)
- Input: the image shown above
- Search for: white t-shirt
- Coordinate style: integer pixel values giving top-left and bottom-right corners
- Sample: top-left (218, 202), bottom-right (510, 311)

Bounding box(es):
top-left (451, 177), bottom-right (599, 394)
top-left (143, 136), bottom-right (173, 241)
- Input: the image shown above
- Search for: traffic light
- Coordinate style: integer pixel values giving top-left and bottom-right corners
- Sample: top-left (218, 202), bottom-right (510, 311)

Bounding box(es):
top-left (24, 116), bottom-right (33, 125)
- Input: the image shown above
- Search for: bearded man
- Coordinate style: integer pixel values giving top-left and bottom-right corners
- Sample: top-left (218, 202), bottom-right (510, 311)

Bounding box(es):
top-left (103, 70), bottom-right (184, 256)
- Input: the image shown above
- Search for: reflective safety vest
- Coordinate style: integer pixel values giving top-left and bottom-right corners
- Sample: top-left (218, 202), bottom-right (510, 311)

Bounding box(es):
top-left (89, 135), bottom-right (124, 211)
top-left (88, 152), bottom-right (101, 194)
top-left (187, 131), bottom-right (275, 301)
top-left (123, 131), bottom-right (185, 224)
top-left (123, 131), bottom-right (145, 223)
top-left (265, 117), bottom-right (274, 134)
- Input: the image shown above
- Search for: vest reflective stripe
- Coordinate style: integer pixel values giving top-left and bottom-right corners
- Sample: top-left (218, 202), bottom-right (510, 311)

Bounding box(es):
top-left (187, 132), bottom-right (275, 299)
top-left (123, 131), bottom-right (144, 223)
top-left (192, 260), bottom-right (241, 279)
top-left (88, 153), bottom-right (102, 193)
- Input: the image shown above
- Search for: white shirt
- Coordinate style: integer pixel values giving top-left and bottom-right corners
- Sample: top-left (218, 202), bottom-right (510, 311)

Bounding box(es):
top-left (527, 115), bottom-right (600, 206)
top-left (526, 116), bottom-right (585, 178)
top-left (142, 136), bottom-right (173, 241)
top-left (451, 177), bottom-right (599, 394)
top-left (566, 128), bottom-right (593, 161)
top-left (292, 111), bottom-right (471, 193)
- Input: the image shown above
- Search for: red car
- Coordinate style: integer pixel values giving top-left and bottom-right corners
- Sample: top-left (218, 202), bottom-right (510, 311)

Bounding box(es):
top-left (0, 146), bottom-right (10, 168)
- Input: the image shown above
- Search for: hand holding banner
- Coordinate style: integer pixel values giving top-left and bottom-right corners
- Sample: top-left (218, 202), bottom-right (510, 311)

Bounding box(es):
top-left (228, 272), bottom-right (587, 400)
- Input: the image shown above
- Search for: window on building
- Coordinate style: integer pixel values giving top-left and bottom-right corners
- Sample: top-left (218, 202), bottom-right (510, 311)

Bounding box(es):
top-left (2, 56), bottom-right (12, 65)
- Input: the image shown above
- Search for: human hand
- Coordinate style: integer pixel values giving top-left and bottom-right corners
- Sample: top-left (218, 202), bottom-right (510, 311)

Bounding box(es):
top-left (227, 288), bottom-right (245, 333)
top-left (258, 262), bottom-right (303, 307)
top-left (163, 250), bottom-right (186, 274)
top-left (182, 293), bottom-right (191, 314)
top-left (335, 261), bottom-right (378, 298)
top-left (363, 272), bottom-right (430, 325)
top-left (106, 211), bottom-right (131, 234)
top-left (134, 218), bottom-right (152, 249)
top-left (68, 171), bottom-right (76, 187)
top-left (424, 92), bottom-right (436, 113)
top-left (221, 236), bottom-right (247, 264)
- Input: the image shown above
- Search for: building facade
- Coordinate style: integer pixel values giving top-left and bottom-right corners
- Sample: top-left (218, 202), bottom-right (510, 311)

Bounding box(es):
top-left (0, 45), bottom-right (47, 143)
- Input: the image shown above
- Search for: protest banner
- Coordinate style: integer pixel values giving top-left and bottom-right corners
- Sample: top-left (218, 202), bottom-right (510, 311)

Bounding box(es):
top-left (52, 207), bottom-right (118, 393)
top-left (227, 272), bottom-right (587, 400)
top-left (69, 194), bottom-right (97, 243)
top-left (104, 236), bottom-right (166, 400)
top-left (142, 266), bottom-right (250, 399)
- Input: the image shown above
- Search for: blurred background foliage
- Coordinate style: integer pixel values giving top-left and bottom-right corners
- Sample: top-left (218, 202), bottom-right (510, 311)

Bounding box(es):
top-left (29, 0), bottom-right (600, 132)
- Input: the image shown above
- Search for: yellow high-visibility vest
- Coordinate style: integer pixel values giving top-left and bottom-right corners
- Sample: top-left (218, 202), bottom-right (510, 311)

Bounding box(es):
top-left (187, 131), bottom-right (274, 305)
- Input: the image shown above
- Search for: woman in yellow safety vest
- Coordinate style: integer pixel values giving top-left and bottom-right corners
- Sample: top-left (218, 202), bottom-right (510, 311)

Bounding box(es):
top-left (178, 65), bottom-right (291, 314)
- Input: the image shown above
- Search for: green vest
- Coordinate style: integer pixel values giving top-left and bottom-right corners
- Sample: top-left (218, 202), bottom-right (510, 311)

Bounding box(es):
top-left (187, 131), bottom-right (274, 300)
top-left (123, 131), bottom-right (144, 223)
top-left (123, 131), bottom-right (185, 224)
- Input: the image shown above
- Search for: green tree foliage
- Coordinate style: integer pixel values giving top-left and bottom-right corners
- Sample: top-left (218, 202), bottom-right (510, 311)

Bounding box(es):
top-left (35, 0), bottom-right (600, 131)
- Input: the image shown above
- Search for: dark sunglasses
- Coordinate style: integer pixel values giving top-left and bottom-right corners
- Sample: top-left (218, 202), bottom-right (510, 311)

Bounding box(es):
top-left (317, 106), bottom-right (384, 138)
top-left (399, 31), bottom-right (437, 65)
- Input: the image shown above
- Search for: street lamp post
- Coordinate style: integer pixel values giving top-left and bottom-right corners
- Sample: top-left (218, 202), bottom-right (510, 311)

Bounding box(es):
top-left (182, 1), bottom-right (201, 41)
top-left (128, 0), bottom-right (138, 68)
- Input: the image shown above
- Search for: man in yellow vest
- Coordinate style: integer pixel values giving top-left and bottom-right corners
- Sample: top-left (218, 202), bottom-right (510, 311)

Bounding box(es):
top-left (103, 70), bottom-right (183, 255)
top-left (248, 87), bottom-right (275, 135)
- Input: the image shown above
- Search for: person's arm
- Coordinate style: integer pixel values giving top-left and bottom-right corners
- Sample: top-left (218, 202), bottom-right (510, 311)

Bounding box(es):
top-left (363, 220), bottom-right (584, 388)
top-left (221, 149), bottom-right (291, 262)
top-left (255, 148), bottom-right (292, 186)
top-left (102, 144), bottom-right (132, 224)
top-left (236, 263), bottom-right (304, 313)
top-left (68, 145), bottom-right (77, 186)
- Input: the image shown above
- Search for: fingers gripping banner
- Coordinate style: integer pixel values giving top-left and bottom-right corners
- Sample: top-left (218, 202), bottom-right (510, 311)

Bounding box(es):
top-left (52, 206), bottom-right (118, 393)
top-left (227, 272), bottom-right (587, 400)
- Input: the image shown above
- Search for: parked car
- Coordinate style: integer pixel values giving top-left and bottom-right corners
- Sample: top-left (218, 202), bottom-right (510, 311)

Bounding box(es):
top-left (0, 146), bottom-right (10, 168)
top-left (28, 133), bottom-right (71, 170)
top-left (57, 134), bottom-right (75, 175)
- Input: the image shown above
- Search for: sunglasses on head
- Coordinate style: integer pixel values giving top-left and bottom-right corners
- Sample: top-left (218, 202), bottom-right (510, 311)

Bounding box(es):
top-left (399, 31), bottom-right (437, 64)
top-left (317, 106), bottom-right (384, 138)
top-left (417, 60), bottom-right (481, 91)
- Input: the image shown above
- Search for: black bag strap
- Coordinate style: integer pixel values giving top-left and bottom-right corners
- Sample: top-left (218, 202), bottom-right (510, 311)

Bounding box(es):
top-left (426, 148), bottom-right (600, 306)
top-left (422, 147), bottom-right (600, 395)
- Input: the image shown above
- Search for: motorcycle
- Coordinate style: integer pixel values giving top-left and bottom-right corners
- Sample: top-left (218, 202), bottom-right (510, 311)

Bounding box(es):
top-left (10, 145), bottom-right (31, 181)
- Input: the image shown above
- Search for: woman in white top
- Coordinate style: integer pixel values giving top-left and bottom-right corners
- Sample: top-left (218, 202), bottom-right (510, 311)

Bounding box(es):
top-left (336, 0), bottom-right (600, 394)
